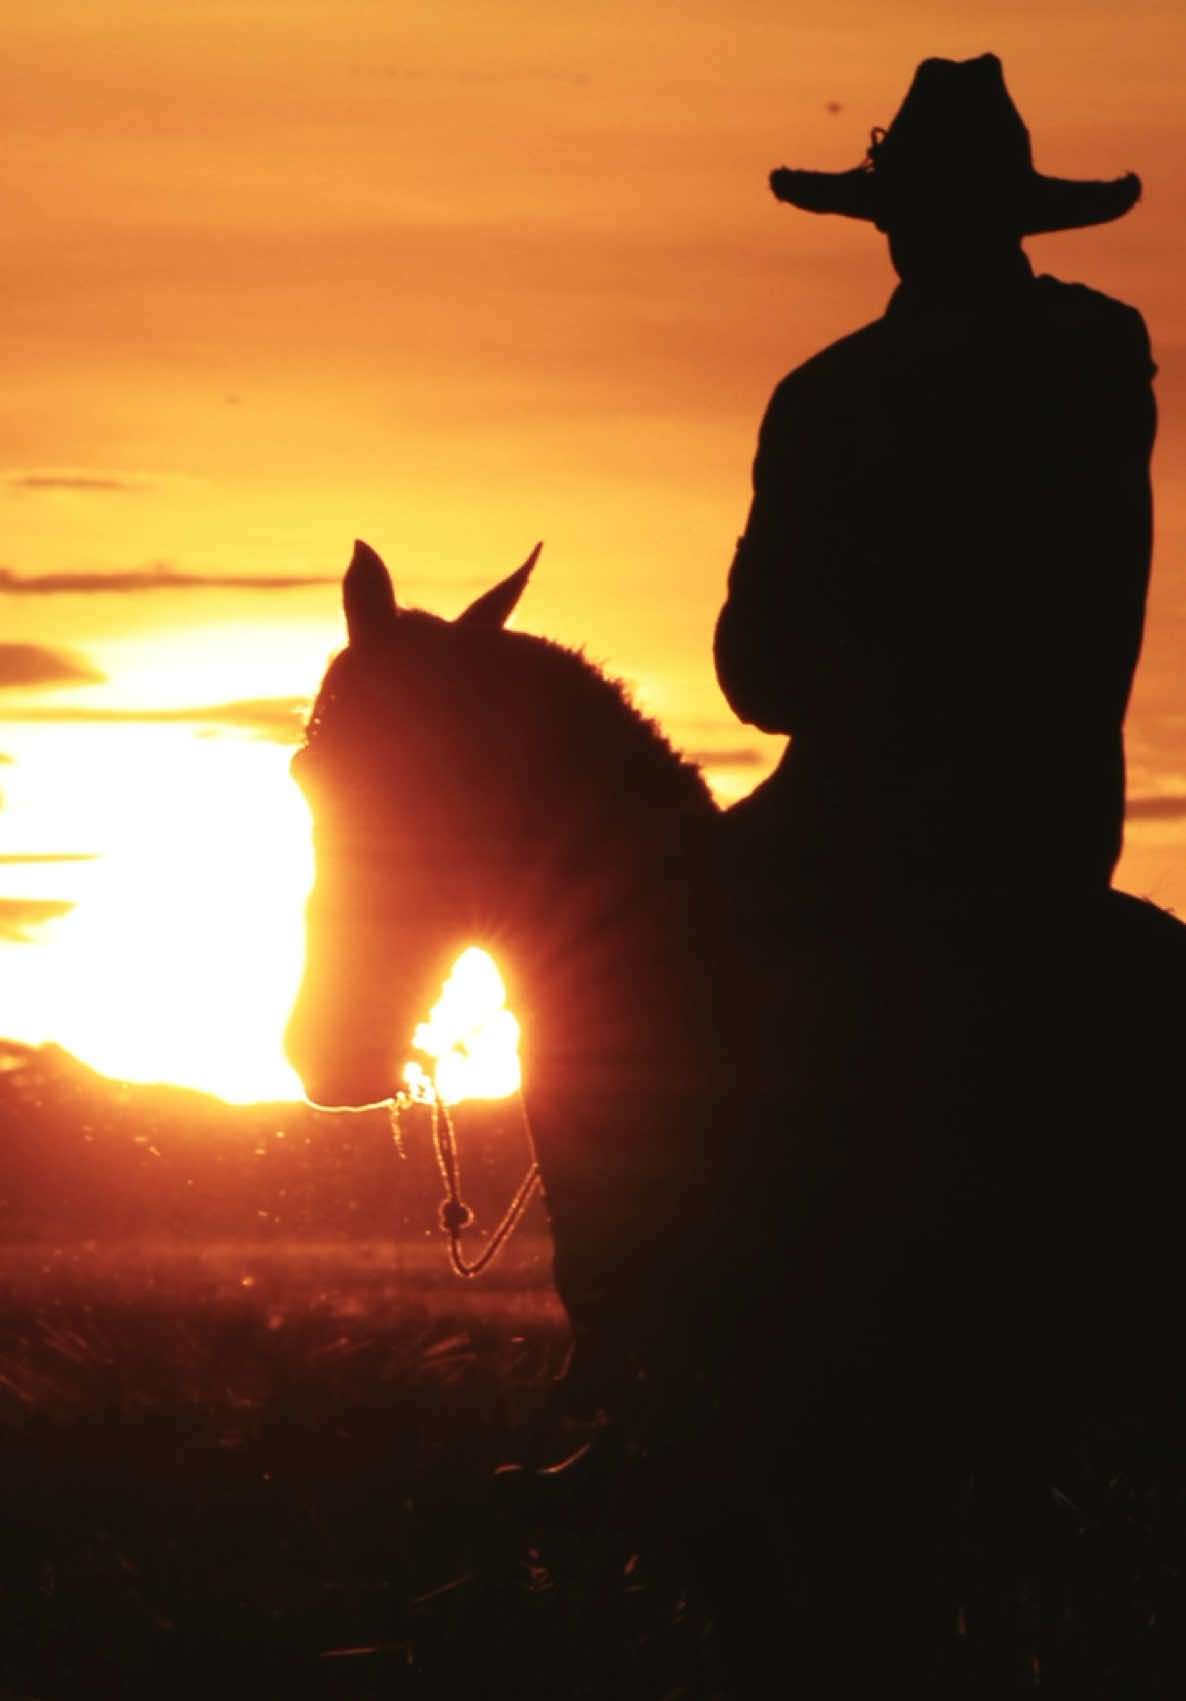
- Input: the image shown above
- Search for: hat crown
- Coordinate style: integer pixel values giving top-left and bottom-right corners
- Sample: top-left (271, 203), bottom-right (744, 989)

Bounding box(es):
top-left (868, 55), bottom-right (1038, 230)
top-left (872, 55), bottom-right (1032, 188)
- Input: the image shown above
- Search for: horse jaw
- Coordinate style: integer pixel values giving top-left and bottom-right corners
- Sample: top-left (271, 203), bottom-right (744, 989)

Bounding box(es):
top-left (284, 889), bottom-right (472, 1109)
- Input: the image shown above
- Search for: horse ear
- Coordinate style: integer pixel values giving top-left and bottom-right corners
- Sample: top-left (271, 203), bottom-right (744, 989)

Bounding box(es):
top-left (456, 542), bottom-right (542, 630)
top-left (344, 539), bottom-right (400, 643)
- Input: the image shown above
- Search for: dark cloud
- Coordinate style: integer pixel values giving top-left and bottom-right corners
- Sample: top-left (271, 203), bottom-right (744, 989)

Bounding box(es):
top-left (0, 898), bottom-right (75, 943)
top-left (6, 474), bottom-right (150, 494)
top-left (0, 696), bottom-right (309, 743)
top-left (687, 746), bottom-right (769, 770)
top-left (0, 644), bottom-right (106, 689)
top-left (0, 563), bottom-right (336, 594)
top-left (1127, 795), bottom-right (1186, 822)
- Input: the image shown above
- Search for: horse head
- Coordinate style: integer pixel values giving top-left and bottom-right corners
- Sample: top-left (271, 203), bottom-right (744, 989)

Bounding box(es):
top-left (285, 539), bottom-right (540, 1108)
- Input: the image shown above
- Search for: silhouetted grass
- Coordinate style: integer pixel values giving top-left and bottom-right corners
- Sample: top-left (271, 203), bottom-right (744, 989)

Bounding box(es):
top-left (0, 1241), bottom-right (731, 1700)
top-left (1, 1240), bottom-right (1183, 1698)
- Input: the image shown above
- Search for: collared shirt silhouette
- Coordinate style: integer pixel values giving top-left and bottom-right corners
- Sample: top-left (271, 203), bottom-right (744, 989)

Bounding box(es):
top-left (715, 56), bottom-right (1156, 893)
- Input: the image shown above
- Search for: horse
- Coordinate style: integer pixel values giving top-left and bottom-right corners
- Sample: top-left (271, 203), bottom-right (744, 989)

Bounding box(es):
top-left (286, 540), bottom-right (1186, 1692)
top-left (285, 541), bottom-right (756, 1419)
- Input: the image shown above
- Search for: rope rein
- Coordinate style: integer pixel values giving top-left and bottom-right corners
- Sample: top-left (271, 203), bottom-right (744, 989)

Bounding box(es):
top-left (427, 1081), bottom-right (541, 1279)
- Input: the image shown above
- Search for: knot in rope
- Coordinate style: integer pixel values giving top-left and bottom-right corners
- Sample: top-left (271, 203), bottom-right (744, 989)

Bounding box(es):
top-left (440, 1196), bottom-right (474, 1234)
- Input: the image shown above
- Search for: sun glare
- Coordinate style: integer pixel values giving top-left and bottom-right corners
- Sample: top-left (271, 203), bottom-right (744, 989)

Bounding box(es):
top-left (404, 947), bottom-right (522, 1107)
top-left (0, 724), bottom-right (524, 1109)
top-left (0, 726), bottom-right (311, 1104)
top-left (0, 725), bottom-right (522, 1108)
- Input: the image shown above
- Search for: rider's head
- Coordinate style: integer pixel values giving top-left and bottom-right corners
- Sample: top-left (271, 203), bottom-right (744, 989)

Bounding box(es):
top-left (766, 53), bottom-right (1140, 288)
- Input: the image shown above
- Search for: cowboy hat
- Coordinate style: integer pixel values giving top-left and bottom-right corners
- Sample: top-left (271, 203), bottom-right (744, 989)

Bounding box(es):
top-left (770, 54), bottom-right (1140, 235)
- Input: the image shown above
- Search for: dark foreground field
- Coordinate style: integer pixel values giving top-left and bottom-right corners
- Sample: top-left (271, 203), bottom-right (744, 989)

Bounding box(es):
top-left (0, 1238), bottom-right (734, 1701)
top-left (3, 1241), bottom-right (1185, 1700)
top-left (1, 1043), bottom-right (1184, 1697)
top-left (0, 1043), bottom-right (729, 1699)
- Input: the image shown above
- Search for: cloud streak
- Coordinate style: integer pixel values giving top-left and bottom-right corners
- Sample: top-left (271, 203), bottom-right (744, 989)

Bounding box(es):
top-left (0, 696), bottom-right (309, 742)
top-left (348, 60), bottom-right (589, 86)
top-left (0, 644), bottom-right (106, 689)
top-left (0, 898), bottom-right (75, 943)
top-left (6, 473), bottom-right (151, 494)
top-left (0, 853), bottom-right (101, 864)
top-left (687, 746), bottom-right (769, 770)
top-left (1127, 795), bottom-right (1186, 822)
top-left (0, 563), bottom-right (336, 594)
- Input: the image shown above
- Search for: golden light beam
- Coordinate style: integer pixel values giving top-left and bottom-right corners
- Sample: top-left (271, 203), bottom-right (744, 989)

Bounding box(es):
top-left (403, 947), bottom-right (522, 1107)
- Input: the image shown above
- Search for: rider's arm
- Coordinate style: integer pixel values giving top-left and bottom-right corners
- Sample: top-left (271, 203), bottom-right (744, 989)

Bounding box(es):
top-left (713, 381), bottom-right (808, 736)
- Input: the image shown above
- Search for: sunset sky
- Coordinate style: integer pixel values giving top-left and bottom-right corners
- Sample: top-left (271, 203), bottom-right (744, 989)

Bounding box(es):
top-left (1, 0), bottom-right (1184, 1099)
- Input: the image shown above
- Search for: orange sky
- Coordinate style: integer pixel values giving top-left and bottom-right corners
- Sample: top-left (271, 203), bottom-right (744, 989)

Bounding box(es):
top-left (2, 1), bottom-right (1185, 1093)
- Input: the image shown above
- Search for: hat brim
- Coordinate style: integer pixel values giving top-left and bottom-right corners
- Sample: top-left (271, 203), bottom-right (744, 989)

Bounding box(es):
top-left (769, 165), bottom-right (1141, 235)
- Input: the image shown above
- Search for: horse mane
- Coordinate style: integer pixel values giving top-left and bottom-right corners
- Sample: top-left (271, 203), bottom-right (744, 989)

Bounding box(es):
top-left (494, 628), bottom-right (716, 828)
top-left (301, 610), bottom-right (717, 853)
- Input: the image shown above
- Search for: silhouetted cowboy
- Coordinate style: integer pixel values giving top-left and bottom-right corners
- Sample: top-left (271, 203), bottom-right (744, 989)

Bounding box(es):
top-left (716, 54), bottom-right (1155, 897)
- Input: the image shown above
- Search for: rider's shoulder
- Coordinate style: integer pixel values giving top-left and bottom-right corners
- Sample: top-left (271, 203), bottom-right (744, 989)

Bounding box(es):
top-left (1032, 274), bottom-right (1151, 353)
top-left (765, 317), bottom-right (891, 407)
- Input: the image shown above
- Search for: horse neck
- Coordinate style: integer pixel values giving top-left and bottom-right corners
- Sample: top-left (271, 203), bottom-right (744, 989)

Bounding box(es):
top-left (488, 756), bottom-right (719, 1108)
